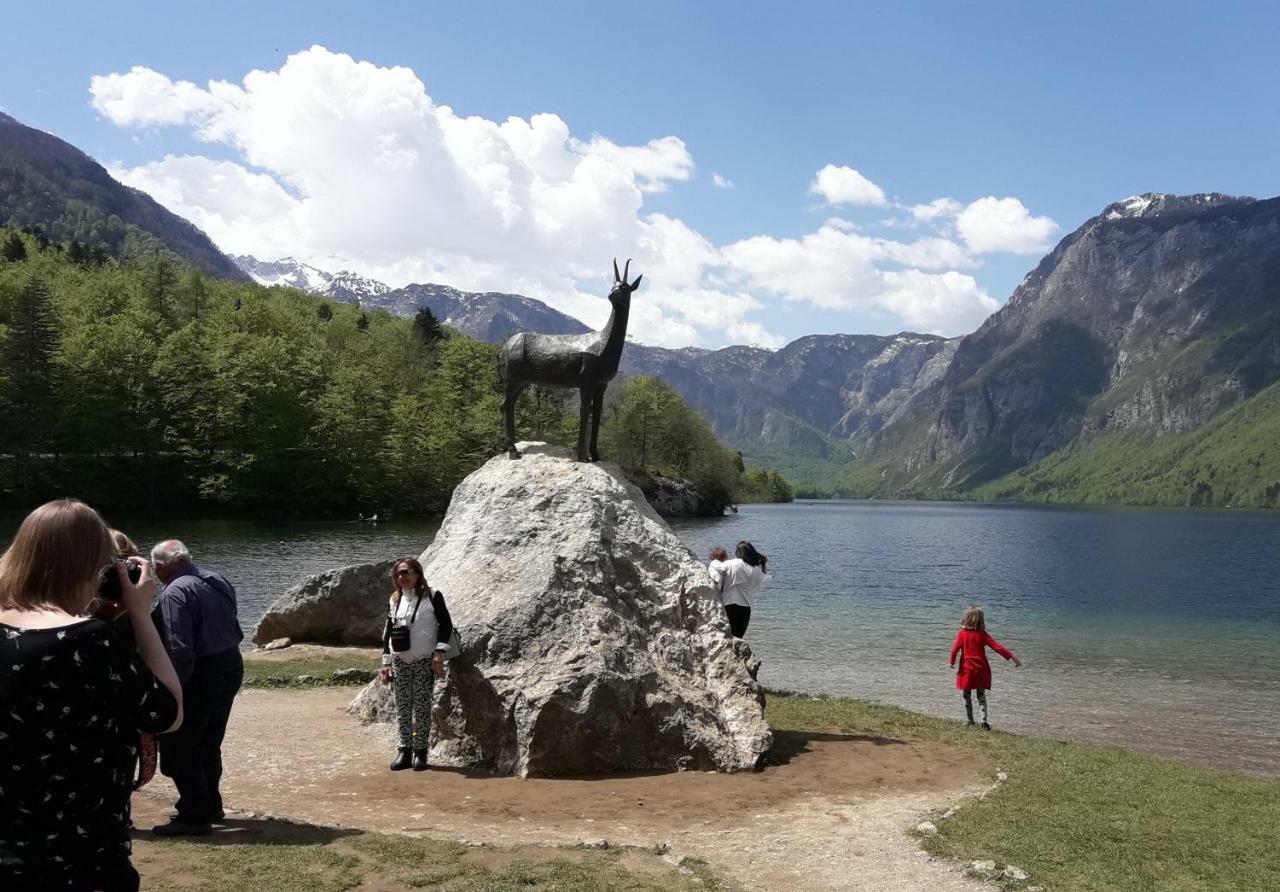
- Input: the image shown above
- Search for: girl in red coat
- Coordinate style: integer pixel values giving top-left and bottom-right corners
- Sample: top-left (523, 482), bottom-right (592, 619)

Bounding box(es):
top-left (949, 605), bottom-right (1021, 730)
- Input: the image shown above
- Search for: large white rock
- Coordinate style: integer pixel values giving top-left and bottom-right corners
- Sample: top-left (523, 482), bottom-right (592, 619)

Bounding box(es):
top-left (349, 443), bottom-right (771, 776)
top-left (253, 559), bottom-right (397, 646)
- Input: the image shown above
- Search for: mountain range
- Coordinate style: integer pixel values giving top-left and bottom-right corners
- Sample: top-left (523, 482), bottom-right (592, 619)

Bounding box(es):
top-left (3, 108), bottom-right (1275, 506)
top-left (0, 112), bottom-right (247, 280)
top-left (233, 191), bottom-right (1280, 506)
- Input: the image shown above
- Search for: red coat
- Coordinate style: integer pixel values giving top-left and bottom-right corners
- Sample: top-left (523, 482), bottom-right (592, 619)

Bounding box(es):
top-left (950, 629), bottom-right (1015, 690)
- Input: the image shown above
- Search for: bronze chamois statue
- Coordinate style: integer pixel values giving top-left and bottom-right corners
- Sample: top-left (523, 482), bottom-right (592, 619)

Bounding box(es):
top-left (499, 258), bottom-right (642, 462)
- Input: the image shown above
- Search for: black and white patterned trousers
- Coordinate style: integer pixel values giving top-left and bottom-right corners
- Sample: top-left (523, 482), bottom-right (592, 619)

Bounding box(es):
top-left (392, 655), bottom-right (436, 751)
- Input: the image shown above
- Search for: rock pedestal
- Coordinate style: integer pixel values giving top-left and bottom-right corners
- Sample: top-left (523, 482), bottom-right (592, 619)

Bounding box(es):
top-left (349, 442), bottom-right (771, 776)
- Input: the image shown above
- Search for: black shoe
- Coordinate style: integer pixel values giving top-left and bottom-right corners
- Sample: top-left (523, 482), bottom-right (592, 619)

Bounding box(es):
top-left (152, 819), bottom-right (213, 837)
top-left (981, 721), bottom-right (991, 731)
top-left (390, 748), bottom-right (412, 771)
top-left (412, 750), bottom-right (428, 771)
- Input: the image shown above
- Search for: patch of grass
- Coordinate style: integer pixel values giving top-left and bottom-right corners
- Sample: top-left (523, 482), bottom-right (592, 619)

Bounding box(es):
top-left (241, 656), bottom-right (378, 689)
top-left (766, 691), bottom-right (1280, 891)
top-left (137, 825), bottom-right (718, 891)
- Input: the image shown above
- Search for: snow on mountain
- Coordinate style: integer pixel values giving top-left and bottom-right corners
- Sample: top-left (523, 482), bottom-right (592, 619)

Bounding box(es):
top-left (231, 255), bottom-right (389, 305)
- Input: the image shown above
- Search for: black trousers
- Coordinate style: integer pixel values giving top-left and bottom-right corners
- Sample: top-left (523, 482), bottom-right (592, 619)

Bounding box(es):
top-left (724, 604), bottom-right (751, 638)
top-left (160, 649), bottom-right (243, 823)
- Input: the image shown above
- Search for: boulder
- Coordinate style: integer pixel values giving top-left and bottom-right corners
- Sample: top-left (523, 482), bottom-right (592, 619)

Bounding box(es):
top-left (348, 442), bottom-right (771, 776)
top-left (253, 559), bottom-right (397, 646)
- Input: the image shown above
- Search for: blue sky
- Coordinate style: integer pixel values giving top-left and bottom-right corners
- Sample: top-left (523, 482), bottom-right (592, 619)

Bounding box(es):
top-left (3, 1), bottom-right (1278, 347)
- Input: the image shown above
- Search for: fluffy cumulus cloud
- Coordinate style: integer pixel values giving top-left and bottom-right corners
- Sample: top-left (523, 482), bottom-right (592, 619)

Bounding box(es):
top-left (955, 196), bottom-right (1059, 255)
top-left (808, 164), bottom-right (888, 207)
top-left (89, 47), bottom-right (1052, 346)
top-left (721, 222), bottom-right (998, 335)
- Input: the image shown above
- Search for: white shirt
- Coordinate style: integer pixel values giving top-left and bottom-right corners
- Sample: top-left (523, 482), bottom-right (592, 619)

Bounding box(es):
top-left (708, 558), bottom-right (770, 609)
top-left (383, 588), bottom-right (444, 664)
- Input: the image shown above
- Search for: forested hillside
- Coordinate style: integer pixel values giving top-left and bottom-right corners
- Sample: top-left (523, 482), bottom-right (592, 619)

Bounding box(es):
top-left (0, 228), bottom-right (785, 515)
top-left (0, 112), bottom-right (247, 280)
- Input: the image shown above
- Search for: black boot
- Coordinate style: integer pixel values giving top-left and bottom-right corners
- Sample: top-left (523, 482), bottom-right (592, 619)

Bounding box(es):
top-left (412, 749), bottom-right (428, 771)
top-left (390, 748), bottom-right (412, 771)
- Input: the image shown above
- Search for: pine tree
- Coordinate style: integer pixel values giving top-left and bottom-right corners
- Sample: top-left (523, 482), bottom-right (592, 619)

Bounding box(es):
top-left (413, 306), bottom-right (442, 344)
top-left (2, 232), bottom-right (27, 262)
top-left (0, 279), bottom-right (60, 500)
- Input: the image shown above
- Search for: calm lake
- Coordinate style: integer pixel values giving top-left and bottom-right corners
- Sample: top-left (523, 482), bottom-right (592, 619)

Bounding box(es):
top-left (10, 500), bottom-right (1278, 775)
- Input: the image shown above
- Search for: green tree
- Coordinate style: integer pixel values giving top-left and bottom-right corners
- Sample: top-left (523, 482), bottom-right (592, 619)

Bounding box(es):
top-left (2, 232), bottom-right (27, 262)
top-left (413, 306), bottom-right (443, 344)
top-left (0, 278), bottom-right (60, 499)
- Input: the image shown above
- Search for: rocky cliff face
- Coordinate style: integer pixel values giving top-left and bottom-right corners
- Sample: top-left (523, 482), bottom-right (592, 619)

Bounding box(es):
top-left (623, 333), bottom-right (958, 457)
top-left (863, 193), bottom-right (1280, 490)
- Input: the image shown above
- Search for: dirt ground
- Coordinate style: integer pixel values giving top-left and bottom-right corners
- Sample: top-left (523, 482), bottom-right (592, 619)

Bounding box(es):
top-left (133, 688), bottom-right (990, 891)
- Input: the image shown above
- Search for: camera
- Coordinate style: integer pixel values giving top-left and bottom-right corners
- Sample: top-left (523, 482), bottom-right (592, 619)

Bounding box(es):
top-left (97, 556), bottom-right (142, 604)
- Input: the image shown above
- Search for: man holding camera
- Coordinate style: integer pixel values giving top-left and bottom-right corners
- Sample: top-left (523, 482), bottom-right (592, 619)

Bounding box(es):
top-left (149, 540), bottom-right (244, 836)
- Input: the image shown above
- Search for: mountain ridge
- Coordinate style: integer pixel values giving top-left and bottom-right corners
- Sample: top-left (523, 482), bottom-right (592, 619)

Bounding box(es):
top-left (0, 112), bottom-right (248, 280)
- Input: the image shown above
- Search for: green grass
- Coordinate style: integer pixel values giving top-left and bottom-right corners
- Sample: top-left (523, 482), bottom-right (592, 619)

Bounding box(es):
top-left (766, 691), bottom-right (1280, 891)
top-left (241, 655), bottom-right (379, 689)
top-left (136, 826), bottom-right (719, 892)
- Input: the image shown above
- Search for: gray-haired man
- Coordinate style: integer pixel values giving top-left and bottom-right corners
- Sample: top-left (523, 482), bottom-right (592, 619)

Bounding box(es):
top-left (149, 539), bottom-right (243, 836)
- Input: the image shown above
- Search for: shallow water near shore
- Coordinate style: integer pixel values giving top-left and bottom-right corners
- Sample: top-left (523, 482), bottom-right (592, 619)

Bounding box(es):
top-left (671, 500), bottom-right (1280, 776)
top-left (9, 500), bottom-right (1277, 775)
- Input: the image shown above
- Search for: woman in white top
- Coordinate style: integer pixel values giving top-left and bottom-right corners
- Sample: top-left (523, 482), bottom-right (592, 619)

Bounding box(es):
top-left (378, 558), bottom-right (453, 771)
top-left (708, 540), bottom-right (771, 638)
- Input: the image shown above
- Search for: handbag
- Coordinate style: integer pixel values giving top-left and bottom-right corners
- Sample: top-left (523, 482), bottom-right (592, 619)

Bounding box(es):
top-left (388, 592), bottom-right (423, 653)
top-left (133, 733), bottom-right (158, 789)
top-left (444, 627), bottom-right (463, 660)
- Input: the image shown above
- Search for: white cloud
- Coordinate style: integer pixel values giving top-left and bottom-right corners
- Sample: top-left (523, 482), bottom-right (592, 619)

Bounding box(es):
top-left (712, 172), bottom-right (733, 189)
top-left (955, 196), bottom-right (1059, 255)
top-left (808, 164), bottom-right (887, 207)
top-left (721, 222), bottom-right (997, 335)
top-left (909, 197), bottom-right (962, 222)
top-left (89, 46), bottom-right (1027, 345)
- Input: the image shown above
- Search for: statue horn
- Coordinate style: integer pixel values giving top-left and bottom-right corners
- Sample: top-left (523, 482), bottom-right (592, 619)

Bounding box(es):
top-left (613, 258), bottom-right (621, 282)
top-left (623, 259), bottom-right (631, 283)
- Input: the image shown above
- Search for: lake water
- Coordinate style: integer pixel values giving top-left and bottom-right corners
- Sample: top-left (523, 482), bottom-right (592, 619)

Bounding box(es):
top-left (7, 502), bottom-right (1277, 775)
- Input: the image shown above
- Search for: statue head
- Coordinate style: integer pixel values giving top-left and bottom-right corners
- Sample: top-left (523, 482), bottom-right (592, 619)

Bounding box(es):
top-left (610, 258), bottom-right (643, 307)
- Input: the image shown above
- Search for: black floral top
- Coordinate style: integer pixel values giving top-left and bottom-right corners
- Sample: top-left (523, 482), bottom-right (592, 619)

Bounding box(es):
top-left (0, 618), bottom-right (178, 887)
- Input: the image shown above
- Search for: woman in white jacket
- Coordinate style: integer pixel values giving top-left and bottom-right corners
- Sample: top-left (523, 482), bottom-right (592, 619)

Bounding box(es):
top-left (379, 558), bottom-right (452, 771)
top-left (708, 540), bottom-right (770, 638)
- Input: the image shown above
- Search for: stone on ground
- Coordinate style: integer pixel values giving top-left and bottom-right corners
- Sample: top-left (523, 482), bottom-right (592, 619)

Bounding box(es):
top-left (349, 442), bottom-right (771, 776)
top-left (253, 559), bottom-right (397, 646)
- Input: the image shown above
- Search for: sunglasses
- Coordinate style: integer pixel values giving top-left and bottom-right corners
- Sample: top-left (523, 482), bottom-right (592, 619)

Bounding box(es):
top-left (394, 568), bottom-right (417, 577)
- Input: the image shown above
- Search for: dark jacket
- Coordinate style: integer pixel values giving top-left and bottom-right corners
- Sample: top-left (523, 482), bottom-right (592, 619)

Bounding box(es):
top-left (152, 566), bottom-right (244, 684)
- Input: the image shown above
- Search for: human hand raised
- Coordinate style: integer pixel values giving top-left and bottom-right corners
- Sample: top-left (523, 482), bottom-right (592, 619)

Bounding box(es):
top-left (120, 557), bottom-right (158, 616)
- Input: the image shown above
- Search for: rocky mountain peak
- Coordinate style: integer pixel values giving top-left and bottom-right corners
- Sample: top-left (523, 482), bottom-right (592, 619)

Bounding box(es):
top-left (1099, 192), bottom-right (1251, 221)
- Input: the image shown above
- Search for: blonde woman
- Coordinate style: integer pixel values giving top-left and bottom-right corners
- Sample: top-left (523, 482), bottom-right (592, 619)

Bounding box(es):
top-left (0, 500), bottom-right (182, 891)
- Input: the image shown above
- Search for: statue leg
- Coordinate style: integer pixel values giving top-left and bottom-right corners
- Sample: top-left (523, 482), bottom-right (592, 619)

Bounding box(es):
top-left (589, 384), bottom-right (606, 461)
top-left (503, 380), bottom-right (522, 459)
top-left (576, 384), bottom-right (592, 462)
